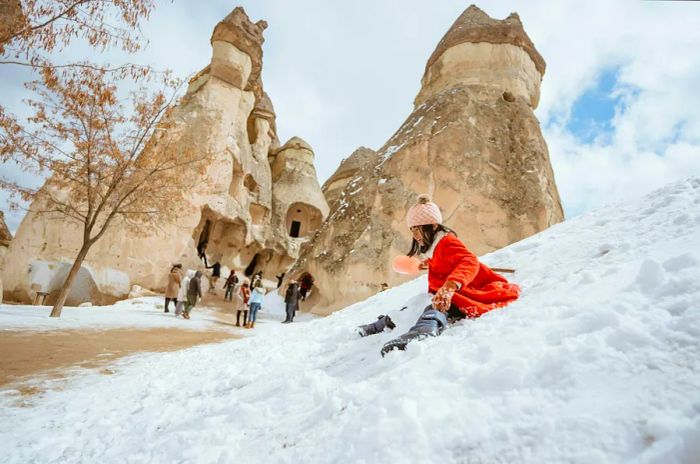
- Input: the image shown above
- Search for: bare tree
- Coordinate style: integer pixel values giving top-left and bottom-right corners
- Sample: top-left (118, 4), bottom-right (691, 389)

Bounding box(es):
top-left (0, 66), bottom-right (207, 317)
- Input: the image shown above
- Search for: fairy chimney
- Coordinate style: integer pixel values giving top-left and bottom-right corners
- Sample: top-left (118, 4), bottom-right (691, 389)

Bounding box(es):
top-left (271, 137), bottom-right (330, 258)
top-left (288, 5), bottom-right (563, 315)
top-left (2, 8), bottom-right (327, 305)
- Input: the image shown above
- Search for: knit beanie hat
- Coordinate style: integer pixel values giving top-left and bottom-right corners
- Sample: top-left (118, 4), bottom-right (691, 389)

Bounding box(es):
top-left (406, 194), bottom-right (443, 227)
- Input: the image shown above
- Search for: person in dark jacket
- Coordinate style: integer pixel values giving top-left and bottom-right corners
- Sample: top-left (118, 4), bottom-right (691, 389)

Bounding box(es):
top-left (197, 241), bottom-right (208, 266)
top-left (275, 272), bottom-right (285, 289)
top-left (184, 271), bottom-right (203, 320)
top-left (206, 261), bottom-right (221, 294)
top-left (283, 281), bottom-right (301, 323)
top-left (223, 270), bottom-right (238, 301)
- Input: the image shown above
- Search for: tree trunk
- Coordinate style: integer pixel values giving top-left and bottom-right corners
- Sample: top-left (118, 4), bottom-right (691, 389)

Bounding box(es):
top-left (49, 242), bottom-right (92, 318)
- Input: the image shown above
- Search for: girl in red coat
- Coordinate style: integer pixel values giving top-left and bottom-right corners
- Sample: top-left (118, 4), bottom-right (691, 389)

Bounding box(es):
top-left (381, 194), bottom-right (520, 355)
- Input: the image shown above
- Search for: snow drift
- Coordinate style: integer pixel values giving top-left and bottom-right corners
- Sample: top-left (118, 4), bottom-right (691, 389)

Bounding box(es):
top-left (2, 177), bottom-right (700, 463)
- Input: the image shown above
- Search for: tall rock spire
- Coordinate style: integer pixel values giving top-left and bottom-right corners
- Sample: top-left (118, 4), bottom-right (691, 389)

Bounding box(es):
top-left (288, 5), bottom-right (564, 315)
top-left (425, 5), bottom-right (545, 77)
top-left (417, 4), bottom-right (545, 109)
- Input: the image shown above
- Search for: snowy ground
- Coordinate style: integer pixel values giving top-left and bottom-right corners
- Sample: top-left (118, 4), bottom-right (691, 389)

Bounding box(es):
top-left (2, 177), bottom-right (700, 463)
top-left (0, 297), bottom-right (236, 332)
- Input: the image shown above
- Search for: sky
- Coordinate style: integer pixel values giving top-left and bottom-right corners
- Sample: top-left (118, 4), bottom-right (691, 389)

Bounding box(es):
top-left (2, 0), bottom-right (700, 234)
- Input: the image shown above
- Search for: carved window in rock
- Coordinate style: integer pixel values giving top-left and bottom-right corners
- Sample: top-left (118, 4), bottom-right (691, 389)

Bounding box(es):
top-left (289, 221), bottom-right (301, 238)
top-left (286, 202), bottom-right (323, 238)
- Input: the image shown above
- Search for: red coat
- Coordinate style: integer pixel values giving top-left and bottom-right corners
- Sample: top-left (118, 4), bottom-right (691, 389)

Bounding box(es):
top-left (426, 233), bottom-right (520, 318)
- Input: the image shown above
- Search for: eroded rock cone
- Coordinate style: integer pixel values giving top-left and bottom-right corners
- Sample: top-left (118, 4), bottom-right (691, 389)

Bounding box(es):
top-left (2, 8), bottom-right (328, 305)
top-left (289, 5), bottom-right (563, 315)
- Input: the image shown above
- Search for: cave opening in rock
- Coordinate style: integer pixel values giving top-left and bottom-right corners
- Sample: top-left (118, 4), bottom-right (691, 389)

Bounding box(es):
top-left (289, 221), bottom-right (300, 238)
top-left (244, 253), bottom-right (259, 277)
top-left (285, 202), bottom-right (322, 238)
top-left (198, 219), bottom-right (212, 249)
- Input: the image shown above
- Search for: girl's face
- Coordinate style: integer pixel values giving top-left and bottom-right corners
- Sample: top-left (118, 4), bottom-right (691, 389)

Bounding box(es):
top-left (410, 226), bottom-right (424, 246)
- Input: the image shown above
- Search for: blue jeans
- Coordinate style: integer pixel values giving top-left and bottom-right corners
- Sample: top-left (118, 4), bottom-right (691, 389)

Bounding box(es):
top-left (249, 302), bottom-right (261, 323)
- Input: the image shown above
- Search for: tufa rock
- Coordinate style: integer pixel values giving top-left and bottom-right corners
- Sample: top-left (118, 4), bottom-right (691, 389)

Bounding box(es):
top-left (322, 147), bottom-right (377, 214)
top-left (0, 211), bottom-right (10, 304)
top-left (287, 5), bottom-right (563, 315)
top-left (0, 211), bottom-right (11, 247)
top-left (2, 7), bottom-right (328, 306)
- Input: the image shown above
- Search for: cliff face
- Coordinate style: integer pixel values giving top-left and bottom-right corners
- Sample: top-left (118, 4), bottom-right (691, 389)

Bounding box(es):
top-left (2, 8), bottom-right (328, 305)
top-left (288, 5), bottom-right (564, 315)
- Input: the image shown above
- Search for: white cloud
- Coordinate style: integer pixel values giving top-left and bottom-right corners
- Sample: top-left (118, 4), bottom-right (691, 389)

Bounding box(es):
top-left (2, 0), bottom-right (699, 232)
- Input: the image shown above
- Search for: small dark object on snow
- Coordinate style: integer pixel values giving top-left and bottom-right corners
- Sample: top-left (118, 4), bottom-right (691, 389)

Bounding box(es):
top-left (399, 306), bottom-right (408, 311)
top-left (357, 315), bottom-right (396, 337)
top-left (381, 306), bottom-right (447, 356)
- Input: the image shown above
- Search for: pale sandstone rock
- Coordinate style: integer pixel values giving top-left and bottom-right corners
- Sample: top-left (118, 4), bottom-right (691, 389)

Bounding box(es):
top-left (127, 285), bottom-right (158, 300)
top-left (288, 5), bottom-right (564, 315)
top-left (0, 211), bottom-right (10, 248)
top-left (2, 8), bottom-right (328, 305)
top-left (0, 211), bottom-right (10, 304)
top-left (322, 147), bottom-right (376, 213)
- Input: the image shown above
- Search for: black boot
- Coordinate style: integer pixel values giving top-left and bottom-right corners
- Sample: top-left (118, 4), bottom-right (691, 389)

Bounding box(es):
top-left (381, 306), bottom-right (447, 356)
top-left (357, 315), bottom-right (396, 337)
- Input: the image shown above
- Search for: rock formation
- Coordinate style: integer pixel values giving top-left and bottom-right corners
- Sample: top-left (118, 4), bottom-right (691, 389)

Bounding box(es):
top-left (288, 5), bottom-right (563, 315)
top-left (322, 147), bottom-right (376, 213)
top-left (2, 7), bottom-right (328, 305)
top-left (0, 212), bottom-right (11, 304)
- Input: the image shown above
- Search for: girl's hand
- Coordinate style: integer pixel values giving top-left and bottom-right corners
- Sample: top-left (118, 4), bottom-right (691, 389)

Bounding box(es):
top-left (418, 259), bottom-right (430, 270)
top-left (432, 281), bottom-right (458, 312)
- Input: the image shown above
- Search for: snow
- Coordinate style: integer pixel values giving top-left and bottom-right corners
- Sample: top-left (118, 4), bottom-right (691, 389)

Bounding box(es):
top-left (0, 297), bottom-right (235, 332)
top-left (2, 177), bottom-right (700, 463)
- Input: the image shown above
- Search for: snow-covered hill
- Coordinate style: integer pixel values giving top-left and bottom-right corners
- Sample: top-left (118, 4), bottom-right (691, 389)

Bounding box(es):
top-left (2, 178), bottom-right (700, 463)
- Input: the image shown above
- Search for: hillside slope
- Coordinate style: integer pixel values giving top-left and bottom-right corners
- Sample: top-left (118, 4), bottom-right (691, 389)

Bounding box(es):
top-left (2, 178), bottom-right (699, 463)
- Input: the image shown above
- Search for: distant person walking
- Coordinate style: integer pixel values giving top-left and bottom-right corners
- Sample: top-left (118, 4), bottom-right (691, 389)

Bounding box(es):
top-left (184, 271), bottom-right (203, 320)
top-left (247, 280), bottom-right (266, 329)
top-left (176, 270), bottom-right (195, 317)
top-left (283, 281), bottom-right (301, 323)
top-left (223, 270), bottom-right (238, 301)
top-left (236, 282), bottom-right (250, 327)
top-left (164, 264), bottom-right (183, 313)
top-left (206, 261), bottom-right (221, 294)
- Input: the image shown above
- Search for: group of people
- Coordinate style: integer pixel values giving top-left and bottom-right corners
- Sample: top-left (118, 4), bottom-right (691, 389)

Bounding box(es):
top-left (164, 264), bottom-right (203, 320)
top-left (164, 259), bottom-right (275, 328)
top-left (228, 271), bottom-right (266, 329)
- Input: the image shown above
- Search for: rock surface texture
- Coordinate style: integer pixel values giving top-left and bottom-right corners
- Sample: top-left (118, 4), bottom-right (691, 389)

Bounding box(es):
top-left (0, 212), bottom-right (11, 304)
top-left (2, 7), bottom-right (328, 305)
top-left (288, 5), bottom-right (563, 315)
